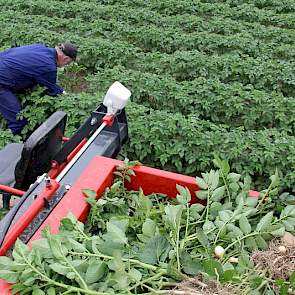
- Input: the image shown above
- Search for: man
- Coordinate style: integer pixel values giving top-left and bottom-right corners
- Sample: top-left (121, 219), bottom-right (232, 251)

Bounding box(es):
top-left (0, 42), bottom-right (78, 135)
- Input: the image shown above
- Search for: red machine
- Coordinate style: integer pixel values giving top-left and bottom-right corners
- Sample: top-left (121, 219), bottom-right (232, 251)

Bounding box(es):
top-left (0, 82), bottom-right (259, 294)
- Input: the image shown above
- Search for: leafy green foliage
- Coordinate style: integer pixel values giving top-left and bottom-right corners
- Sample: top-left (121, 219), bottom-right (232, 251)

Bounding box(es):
top-left (1, 162), bottom-right (294, 294)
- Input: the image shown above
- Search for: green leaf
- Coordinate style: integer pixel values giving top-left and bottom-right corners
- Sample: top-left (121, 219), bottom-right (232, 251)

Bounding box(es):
top-left (208, 170), bottom-right (219, 189)
top-left (219, 210), bottom-right (231, 223)
top-left (82, 189), bottom-right (97, 199)
top-left (255, 235), bottom-right (268, 250)
top-left (103, 219), bottom-right (128, 245)
top-left (0, 256), bottom-right (14, 270)
top-left (269, 169), bottom-right (280, 188)
top-left (176, 184), bottom-right (191, 204)
top-left (239, 254), bottom-right (254, 269)
top-left (164, 205), bottom-right (183, 230)
top-left (227, 224), bottom-right (244, 238)
top-left (222, 269), bottom-right (235, 282)
top-left (66, 272), bottom-right (76, 280)
top-left (113, 171), bottom-right (123, 178)
top-left (212, 186), bottom-right (225, 202)
top-left (67, 238), bottom-right (87, 252)
top-left (227, 173), bottom-right (241, 182)
top-left (256, 212), bottom-right (273, 232)
top-left (138, 234), bottom-right (171, 265)
top-left (47, 287), bottom-right (56, 295)
top-left (142, 218), bottom-right (156, 237)
top-left (138, 190), bottom-right (153, 214)
top-left (270, 226), bottom-right (285, 237)
top-left (245, 197), bottom-right (258, 207)
top-left (239, 215), bottom-right (251, 235)
top-left (281, 205), bottom-right (295, 218)
top-left (49, 263), bottom-right (70, 275)
top-left (213, 157), bottom-right (230, 175)
top-left (32, 290), bottom-right (45, 295)
top-left (128, 268), bottom-right (142, 282)
top-left (85, 261), bottom-right (107, 284)
top-left (190, 203), bottom-right (205, 213)
top-left (0, 270), bottom-right (19, 283)
top-left (195, 227), bottom-right (209, 248)
top-left (181, 251), bottom-right (202, 275)
top-left (195, 176), bottom-right (208, 190)
top-left (203, 259), bottom-right (223, 278)
top-left (203, 221), bottom-right (215, 234)
top-left (195, 190), bottom-right (208, 200)
top-left (46, 234), bottom-right (64, 260)
top-left (245, 237), bottom-right (258, 251)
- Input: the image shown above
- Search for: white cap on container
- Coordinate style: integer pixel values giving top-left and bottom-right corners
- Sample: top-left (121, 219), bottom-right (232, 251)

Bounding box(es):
top-left (103, 81), bottom-right (131, 114)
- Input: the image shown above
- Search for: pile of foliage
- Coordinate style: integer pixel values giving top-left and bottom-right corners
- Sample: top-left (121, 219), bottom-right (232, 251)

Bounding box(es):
top-left (0, 0), bottom-right (295, 191)
top-left (0, 159), bottom-right (294, 294)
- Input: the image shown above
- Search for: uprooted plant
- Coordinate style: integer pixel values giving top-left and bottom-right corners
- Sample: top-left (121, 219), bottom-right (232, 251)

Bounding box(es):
top-left (0, 158), bottom-right (294, 294)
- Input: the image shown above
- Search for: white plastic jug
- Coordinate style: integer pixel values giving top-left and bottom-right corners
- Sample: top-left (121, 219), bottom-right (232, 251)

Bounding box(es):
top-left (103, 81), bottom-right (131, 114)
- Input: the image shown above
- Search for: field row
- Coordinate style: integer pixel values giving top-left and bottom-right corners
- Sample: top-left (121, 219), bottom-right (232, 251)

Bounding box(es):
top-left (125, 102), bottom-right (295, 190)
top-left (87, 66), bottom-right (295, 133)
top-left (1, 23), bottom-right (295, 98)
top-left (95, 0), bottom-right (295, 29)
top-left (3, 90), bottom-right (294, 190)
top-left (1, 1), bottom-right (295, 46)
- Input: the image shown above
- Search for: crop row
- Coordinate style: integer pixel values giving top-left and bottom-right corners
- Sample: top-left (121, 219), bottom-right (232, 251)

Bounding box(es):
top-left (87, 66), bottom-right (295, 133)
top-left (217, 0), bottom-right (295, 13)
top-left (2, 0), bottom-right (295, 45)
top-left (2, 90), bottom-right (294, 191)
top-left (94, 0), bottom-right (295, 29)
top-left (1, 8), bottom-right (294, 60)
top-left (1, 21), bottom-right (295, 97)
top-left (125, 102), bottom-right (295, 190)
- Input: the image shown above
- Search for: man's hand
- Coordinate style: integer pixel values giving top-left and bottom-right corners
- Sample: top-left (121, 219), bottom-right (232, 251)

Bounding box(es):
top-left (62, 90), bottom-right (67, 95)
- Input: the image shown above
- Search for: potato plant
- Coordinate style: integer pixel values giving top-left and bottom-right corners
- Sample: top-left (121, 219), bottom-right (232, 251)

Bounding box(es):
top-left (0, 160), bottom-right (294, 294)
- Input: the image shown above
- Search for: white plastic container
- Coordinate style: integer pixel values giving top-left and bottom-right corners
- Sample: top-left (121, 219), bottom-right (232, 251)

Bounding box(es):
top-left (103, 81), bottom-right (131, 114)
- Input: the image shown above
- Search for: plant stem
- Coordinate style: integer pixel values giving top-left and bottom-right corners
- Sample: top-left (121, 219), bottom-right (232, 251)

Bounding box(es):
top-left (127, 270), bottom-right (166, 292)
top-left (205, 186), bottom-right (212, 223)
top-left (224, 231), bottom-right (266, 253)
top-left (69, 251), bottom-right (166, 273)
top-left (220, 169), bottom-right (231, 201)
top-left (20, 251), bottom-right (112, 295)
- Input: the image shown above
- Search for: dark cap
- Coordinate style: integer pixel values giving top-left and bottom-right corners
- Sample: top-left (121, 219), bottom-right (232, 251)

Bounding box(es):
top-left (59, 42), bottom-right (78, 60)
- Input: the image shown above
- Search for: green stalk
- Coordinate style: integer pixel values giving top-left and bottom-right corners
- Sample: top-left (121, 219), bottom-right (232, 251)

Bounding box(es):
top-left (224, 231), bottom-right (266, 253)
top-left (220, 169), bottom-right (231, 201)
top-left (205, 186), bottom-right (212, 223)
top-left (63, 256), bottom-right (89, 290)
top-left (69, 251), bottom-right (166, 273)
top-left (175, 209), bottom-right (182, 272)
top-left (127, 270), bottom-right (166, 292)
top-left (20, 251), bottom-right (112, 295)
top-left (180, 203), bottom-right (190, 250)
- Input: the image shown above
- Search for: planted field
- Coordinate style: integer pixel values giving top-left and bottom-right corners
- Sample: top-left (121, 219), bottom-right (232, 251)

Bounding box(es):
top-left (0, 0), bottom-right (295, 293)
top-left (0, 1), bottom-right (295, 187)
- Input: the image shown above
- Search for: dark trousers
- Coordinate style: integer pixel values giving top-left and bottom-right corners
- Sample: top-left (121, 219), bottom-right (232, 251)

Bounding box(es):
top-left (0, 87), bottom-right (27, 135)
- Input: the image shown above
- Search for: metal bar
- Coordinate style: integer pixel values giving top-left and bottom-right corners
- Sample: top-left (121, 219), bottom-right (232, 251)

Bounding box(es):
top-left (56, 122), bottom-right (107, 182)
top-left (0, 185), bottom-right (25, 196)
top-left (0, 179), bottom-right (59, 256)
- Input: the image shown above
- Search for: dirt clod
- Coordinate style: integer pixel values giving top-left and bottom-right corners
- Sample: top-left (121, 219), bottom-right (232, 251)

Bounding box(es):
top-left (251, 239), bottom-right (295, 280)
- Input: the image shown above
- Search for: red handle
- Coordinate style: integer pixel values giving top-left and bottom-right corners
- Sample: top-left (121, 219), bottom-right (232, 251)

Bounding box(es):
top-left (102, 114), bottom-right (114, 126)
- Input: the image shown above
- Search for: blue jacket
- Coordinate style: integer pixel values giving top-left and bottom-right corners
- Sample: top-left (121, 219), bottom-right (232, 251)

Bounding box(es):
top-left (0, 44), bottom-right (63, 96)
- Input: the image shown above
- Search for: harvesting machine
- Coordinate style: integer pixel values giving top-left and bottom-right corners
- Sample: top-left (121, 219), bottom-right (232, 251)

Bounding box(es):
top-left (0, 82), bottom-right (260, 294)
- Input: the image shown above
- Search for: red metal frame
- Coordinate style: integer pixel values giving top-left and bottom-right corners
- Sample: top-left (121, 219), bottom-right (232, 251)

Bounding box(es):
top-left (48, 138), bottom-right (88, 178)
top-left (0, 185), bottom-right (25, 196)
top-left (0, 156), bottom-right (260, 293)
top-left (29, 156), bottom-right (203, 242)
top-left (102, 114), bottom-right (114, 126)
top-left (0, 180), bottom-right (60, 256)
